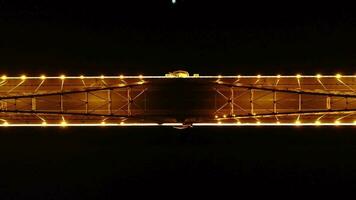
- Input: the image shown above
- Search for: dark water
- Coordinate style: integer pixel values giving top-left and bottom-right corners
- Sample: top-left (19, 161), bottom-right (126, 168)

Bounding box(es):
top-left (1, 127), bottom-right (356, 198)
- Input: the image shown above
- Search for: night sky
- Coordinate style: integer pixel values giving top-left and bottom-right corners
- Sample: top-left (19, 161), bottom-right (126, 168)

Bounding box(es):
top-left (1, 0), bottom-right (356, 198)
top-left (1, 1), bottom-right (356, 75)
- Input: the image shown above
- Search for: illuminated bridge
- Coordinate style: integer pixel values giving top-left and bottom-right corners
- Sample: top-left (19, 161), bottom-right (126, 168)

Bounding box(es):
top-left (0, 71), bottom-right (356, 127)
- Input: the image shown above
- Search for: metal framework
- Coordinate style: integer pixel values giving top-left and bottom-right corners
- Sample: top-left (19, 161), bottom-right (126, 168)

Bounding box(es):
top-left (213, 75), bottom-right (356, 125)
top-left (0, 73), bottom-right (355, 127)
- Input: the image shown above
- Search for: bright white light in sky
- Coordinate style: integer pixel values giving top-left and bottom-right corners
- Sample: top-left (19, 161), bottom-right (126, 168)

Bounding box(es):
top-left (172, 0), bottom-right (176, 4)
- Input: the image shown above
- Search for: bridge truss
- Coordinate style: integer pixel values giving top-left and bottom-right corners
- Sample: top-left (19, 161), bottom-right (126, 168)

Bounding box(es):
top-left (0, 74), bottom-right (355, 127)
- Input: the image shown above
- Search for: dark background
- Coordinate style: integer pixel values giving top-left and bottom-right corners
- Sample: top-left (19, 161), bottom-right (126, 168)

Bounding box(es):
top-left (1, 0), bottom-right (356, 75)
top-left (1, 0), bottom-right (356, 198)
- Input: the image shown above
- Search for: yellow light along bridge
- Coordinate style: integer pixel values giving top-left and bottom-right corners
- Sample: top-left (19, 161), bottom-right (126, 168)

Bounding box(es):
top-left (0, 71), bottom-right (356, 128)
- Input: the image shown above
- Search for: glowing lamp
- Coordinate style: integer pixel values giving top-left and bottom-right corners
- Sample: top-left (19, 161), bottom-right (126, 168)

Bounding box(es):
top-left (60, 121), bottom-right (67, 127)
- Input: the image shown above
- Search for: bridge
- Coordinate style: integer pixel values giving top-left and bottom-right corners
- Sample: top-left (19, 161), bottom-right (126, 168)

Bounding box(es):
top-left (0, 71), bottom-right (355, 127)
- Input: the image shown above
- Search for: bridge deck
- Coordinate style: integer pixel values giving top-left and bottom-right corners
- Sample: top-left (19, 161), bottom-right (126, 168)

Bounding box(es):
top-left (0, 75), bottom-right (355, 126)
